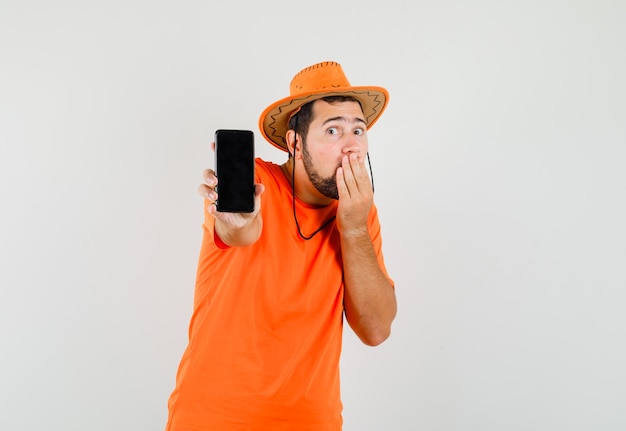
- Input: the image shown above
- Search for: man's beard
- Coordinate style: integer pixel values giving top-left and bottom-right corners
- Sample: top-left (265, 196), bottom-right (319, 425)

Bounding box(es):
top-left (301, 141), bottom-right (339, 200)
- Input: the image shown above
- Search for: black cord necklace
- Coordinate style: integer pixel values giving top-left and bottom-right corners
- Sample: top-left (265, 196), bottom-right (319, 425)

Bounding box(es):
top-left (291, 158), bottom-right (337, 240)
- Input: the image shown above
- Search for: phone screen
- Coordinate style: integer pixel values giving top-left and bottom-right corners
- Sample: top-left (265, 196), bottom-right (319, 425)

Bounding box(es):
top-left (214, 129), bottom-right (255, 213)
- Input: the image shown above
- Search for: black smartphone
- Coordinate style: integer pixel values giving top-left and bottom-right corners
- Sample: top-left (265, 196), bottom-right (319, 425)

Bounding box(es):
top-left (214, 129), bottom-right (255, 213)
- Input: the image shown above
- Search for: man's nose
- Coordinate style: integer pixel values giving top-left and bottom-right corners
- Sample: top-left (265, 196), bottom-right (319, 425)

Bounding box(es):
top-left (341, 135), bottom-right (361, 154)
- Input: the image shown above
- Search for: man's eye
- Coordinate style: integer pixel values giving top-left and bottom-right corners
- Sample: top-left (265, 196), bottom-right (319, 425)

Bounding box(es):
top-left (354, 128), bottom-right (365, 135)
top-left (327, 127), bottom-right (339, 135)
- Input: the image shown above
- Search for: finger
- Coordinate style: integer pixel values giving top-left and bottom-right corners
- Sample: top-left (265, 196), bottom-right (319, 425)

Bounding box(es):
top-left (210, 141), bottom-right (216, 152)
top-left (254, 183), bottom-right (265, 198)
top-left (198, 183), bottom-right (208, 198)
top-left (198, 183), bottom-right (217, 200)
top-left (336, 166), bottom-right (348, 199)
top-left (341, 155), bottom-right (359, 195)
top-left (251, 183), bottom-right (265, 214)
top-left (206, 200), bottom-right (217, 215)
top-left (348, 153), bottom-right (368, 184)
top-left (348, 154), bottom-right (374, 198)
top-left (202, 169), bottom-right (217, 187)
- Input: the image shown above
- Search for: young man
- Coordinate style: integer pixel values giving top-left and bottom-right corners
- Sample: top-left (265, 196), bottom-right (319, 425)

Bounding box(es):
top-left (166, 61), bottom-right (397, 431)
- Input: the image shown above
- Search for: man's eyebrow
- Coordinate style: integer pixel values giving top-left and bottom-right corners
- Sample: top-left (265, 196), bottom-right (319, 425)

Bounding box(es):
top-left (322, 116), bottom-right (367, 126)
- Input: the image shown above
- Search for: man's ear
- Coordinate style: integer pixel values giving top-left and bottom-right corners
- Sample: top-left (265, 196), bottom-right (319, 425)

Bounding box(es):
top-left (285, 130), bottom-right (300, 158)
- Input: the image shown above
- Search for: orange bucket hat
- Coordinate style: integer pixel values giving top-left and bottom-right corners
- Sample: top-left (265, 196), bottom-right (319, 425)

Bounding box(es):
top-left (259, 61), bottom-right (389, 152)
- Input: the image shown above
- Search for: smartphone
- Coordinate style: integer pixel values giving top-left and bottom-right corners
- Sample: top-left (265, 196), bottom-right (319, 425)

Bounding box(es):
top-left (214, 129), bottom-right (255, 213)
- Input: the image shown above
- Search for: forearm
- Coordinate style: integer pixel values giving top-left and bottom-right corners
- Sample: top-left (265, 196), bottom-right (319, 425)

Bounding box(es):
top-left (341, 231), bottom-right (397, 346)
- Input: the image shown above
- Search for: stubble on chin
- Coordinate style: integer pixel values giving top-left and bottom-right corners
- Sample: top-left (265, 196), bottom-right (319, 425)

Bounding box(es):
top-left (313, 174), bottom-right (339, 200)
top-left (302, 153), bottom-right (340, 200)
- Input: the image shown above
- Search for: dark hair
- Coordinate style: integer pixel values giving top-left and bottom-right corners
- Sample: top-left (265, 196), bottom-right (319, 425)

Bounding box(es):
top-left (287, 96), bottom-right (363, 147)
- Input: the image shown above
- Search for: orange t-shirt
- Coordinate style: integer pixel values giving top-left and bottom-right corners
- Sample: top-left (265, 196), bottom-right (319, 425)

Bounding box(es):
top-left (166, 159), bottom-right (391, 431)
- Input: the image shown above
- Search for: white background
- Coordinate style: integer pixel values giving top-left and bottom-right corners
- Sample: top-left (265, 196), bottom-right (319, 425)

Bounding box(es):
top-left (1, 1), bottom-right (625, 430)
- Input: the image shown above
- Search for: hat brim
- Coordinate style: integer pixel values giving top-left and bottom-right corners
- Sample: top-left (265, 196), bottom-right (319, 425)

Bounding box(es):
top-left (259, 86), bottom-right (389, 152)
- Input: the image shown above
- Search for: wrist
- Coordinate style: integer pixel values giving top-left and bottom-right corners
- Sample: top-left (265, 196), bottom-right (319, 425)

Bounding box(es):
top-left (339, 226), bottom-right (369, 240)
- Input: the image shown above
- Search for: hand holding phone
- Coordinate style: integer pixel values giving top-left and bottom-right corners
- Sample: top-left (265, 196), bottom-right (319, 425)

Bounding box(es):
top-left (214, 129), bottom-right (255, 213)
